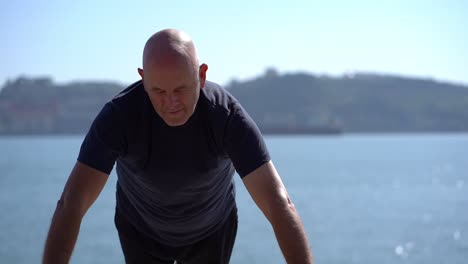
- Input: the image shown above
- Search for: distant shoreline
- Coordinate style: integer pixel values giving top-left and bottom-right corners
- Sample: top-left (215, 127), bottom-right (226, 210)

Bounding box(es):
top-left (2, 130), bottom-right (468, 137)
top-left (3, 74), bottom-right (468, 135)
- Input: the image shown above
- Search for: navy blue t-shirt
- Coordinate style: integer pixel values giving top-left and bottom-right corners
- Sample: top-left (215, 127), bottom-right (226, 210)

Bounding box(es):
top-left (78, 80), bottom-right (270, 246)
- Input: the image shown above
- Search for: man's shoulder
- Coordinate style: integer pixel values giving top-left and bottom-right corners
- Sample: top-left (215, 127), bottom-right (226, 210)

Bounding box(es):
top-left (201, 81), bottom-right (238, 113)
top-left (98, 80), bottom-right (148, 124)
top-left (111, 80), bottom-right (145, 105)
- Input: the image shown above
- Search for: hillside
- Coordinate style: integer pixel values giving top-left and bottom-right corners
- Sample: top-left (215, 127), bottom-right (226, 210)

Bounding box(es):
top-left (227, 70), bottom-right (468, 133)
top-left (1, 71), bottom-right (467, 135)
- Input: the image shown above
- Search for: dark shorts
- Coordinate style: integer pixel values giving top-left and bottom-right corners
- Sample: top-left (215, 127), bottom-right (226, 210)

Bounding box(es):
top-left (114, 207), bottom-right (238, 264)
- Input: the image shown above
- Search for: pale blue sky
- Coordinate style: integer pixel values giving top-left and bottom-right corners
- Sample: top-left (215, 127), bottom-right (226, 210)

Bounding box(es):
top-left (1, 0), bottom-right (467, 86)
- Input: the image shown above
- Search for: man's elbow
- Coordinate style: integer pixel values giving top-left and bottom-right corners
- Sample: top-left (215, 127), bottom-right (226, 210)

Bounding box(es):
top-left (266, 193), bottom-right (299, 223)
top-left (55, 191), bottom-right (86, 220)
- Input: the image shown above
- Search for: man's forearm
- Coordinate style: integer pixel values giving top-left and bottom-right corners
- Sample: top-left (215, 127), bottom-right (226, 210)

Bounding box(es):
top-left (270, 205), bottom-right (313, 264)
top-left (42, 200), bottom-right (83, 264)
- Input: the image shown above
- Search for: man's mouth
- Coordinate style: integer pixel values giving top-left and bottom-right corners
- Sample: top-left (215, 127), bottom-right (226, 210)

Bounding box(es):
top-left (167, 109), bottom-right (183, 114)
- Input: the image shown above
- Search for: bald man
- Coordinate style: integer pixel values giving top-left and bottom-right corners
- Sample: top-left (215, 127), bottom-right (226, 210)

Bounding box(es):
top-left (43, 29), bottom-right (313, 264)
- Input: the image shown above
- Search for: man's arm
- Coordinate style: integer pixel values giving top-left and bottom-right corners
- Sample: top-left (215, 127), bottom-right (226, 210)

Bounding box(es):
top-left (242, 160), bottom-right (313, 264)
top-left (42, 161), bottom-right (109, 264)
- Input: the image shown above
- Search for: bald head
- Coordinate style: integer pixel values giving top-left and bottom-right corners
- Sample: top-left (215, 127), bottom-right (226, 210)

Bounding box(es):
top-left (142, 29), bottom-right (199, 74)
top-left (138, 29), bottom-right (208, 127)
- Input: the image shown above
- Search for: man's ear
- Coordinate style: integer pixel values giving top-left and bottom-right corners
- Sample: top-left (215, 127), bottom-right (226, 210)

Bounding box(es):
top-left (138, 68), bottom-right (144, 79)
top-left (199, 63), bottom-right (208, 88)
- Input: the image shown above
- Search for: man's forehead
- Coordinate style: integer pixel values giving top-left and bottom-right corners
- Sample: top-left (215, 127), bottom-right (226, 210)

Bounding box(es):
top-left (145, 51), bottom-right (191, 68)
top-left (146, 57), bottom-right (197, 77)
top-left (144, 62), bottom-right (197, 88)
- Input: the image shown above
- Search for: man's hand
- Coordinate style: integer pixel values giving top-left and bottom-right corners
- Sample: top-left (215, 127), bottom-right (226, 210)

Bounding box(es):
top-left (42, 161), bottom-right (109, 264)
top-left (242, 161), bottom-right (313, 264)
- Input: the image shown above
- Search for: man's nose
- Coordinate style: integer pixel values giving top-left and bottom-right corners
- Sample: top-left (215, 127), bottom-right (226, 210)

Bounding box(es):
top-left (165, 93), bottom-right (180, 107)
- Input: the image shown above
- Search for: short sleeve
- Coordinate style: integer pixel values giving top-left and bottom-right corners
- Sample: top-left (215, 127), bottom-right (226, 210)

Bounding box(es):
top-left (224, 103), bottom-right (270, 178)
top-left (77, 102), bottom-right (126, 174)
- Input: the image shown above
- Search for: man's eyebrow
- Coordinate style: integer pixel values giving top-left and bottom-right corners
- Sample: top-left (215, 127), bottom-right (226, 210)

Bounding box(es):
top-left (150, 86), bottom-right (163, 91)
